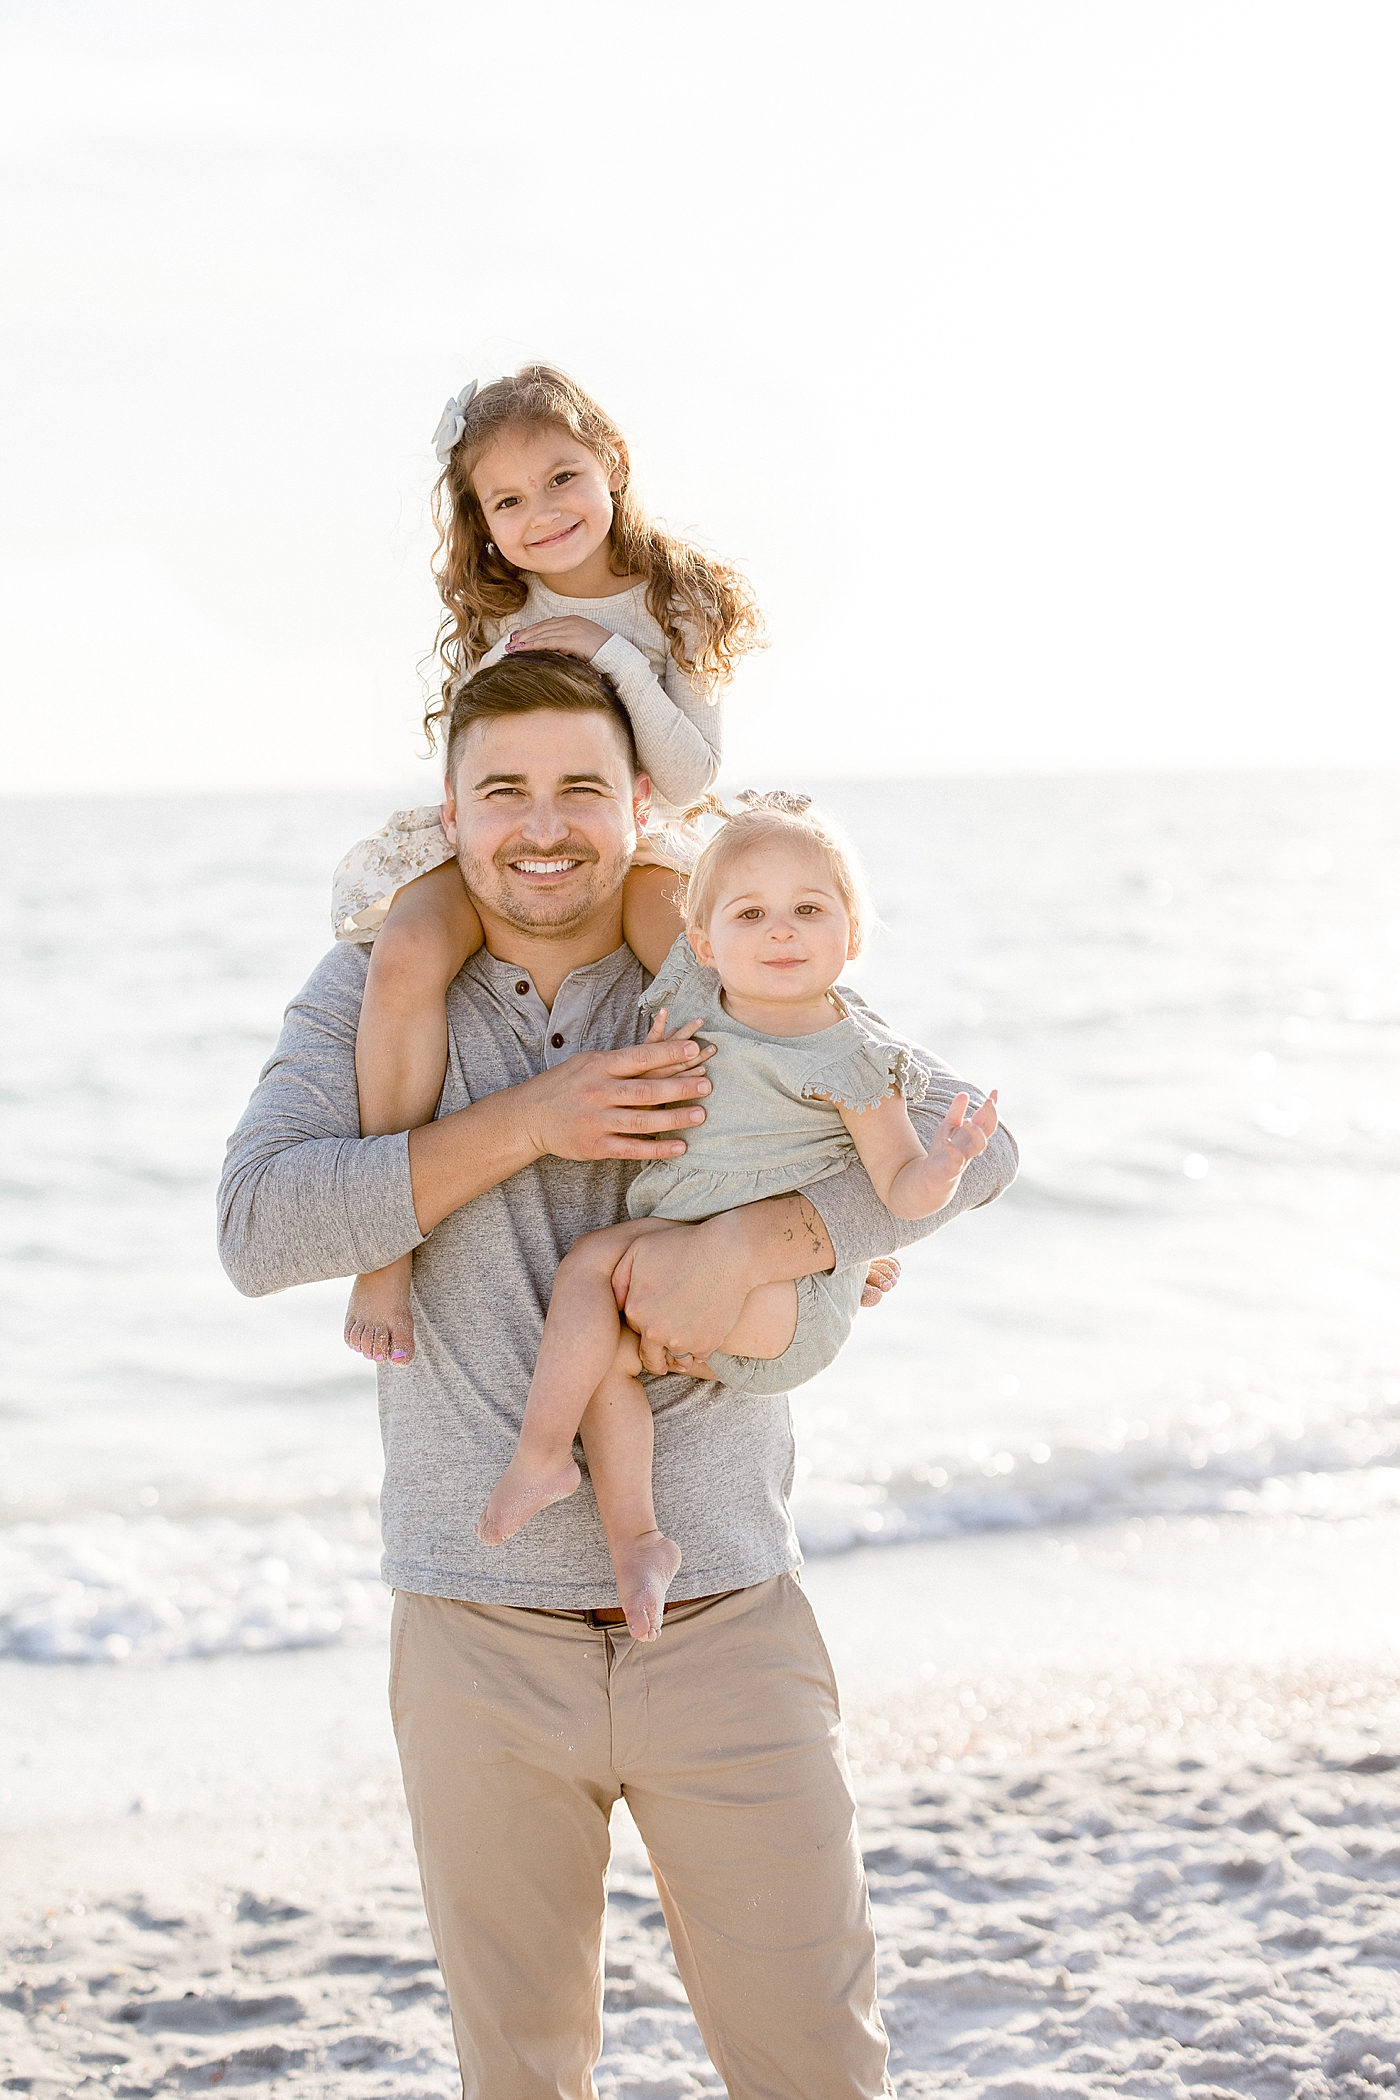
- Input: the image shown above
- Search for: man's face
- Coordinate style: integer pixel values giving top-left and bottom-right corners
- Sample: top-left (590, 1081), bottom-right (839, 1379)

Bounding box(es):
top-left (442, 709), bottom-right (651, 937)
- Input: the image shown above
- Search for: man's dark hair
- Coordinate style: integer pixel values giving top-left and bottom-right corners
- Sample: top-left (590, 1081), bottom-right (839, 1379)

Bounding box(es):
top-left (444, 651), bottom-right (640, 782)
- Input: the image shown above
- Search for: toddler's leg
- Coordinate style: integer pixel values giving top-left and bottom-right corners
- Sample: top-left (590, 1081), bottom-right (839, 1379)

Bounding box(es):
top-left (677, 1280), bottom-right (801, 1378)
top-left (714, 1281), bottom-right (800, 1362)
top-left (579, 1328), bottom-right (682, 1641)
top-left (476, 1221), bottom-right (670, 1546)
top-left (345, 860), bottom-right (482, 1366)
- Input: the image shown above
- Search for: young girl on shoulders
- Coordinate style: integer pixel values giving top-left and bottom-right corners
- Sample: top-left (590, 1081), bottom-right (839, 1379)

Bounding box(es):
top-left (333, 365), bottom-right (764, 1364)
top-left (475, 792), bottom-right (1001, 1639)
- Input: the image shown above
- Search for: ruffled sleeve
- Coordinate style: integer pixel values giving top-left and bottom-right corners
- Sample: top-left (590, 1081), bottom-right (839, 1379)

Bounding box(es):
top-left (639, 932), bottom-right (719, 1022)
top-left (330, 805), bottom-right (455, 943)
top-left (799, 1032), bottom-right (931, 1115)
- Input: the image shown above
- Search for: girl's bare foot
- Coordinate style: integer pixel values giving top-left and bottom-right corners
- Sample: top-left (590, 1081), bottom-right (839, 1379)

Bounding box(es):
top-left (344, 1267), bottom-right (415, 1363)
top-left (861, 1256), bottom-right (901, 1307)
top-left (612, 1529), bottom-right (683, 1641)
top-left (477, 1452), bottom-right (583, 1545)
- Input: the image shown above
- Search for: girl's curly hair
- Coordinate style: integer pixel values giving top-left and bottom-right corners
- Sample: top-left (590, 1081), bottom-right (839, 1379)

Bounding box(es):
top-left (426, 365), bottom-right (765, 748)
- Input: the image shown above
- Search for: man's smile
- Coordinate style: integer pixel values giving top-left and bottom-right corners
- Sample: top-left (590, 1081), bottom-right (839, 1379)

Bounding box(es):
top-left (508, 853), bottom-right (589, 881)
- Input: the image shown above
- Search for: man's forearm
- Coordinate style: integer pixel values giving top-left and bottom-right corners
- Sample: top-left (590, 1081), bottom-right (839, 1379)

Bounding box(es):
top-left (711, 1191), bottom-right (837, 1284)
top-left (408, 1085), bottom-right (543, 1233)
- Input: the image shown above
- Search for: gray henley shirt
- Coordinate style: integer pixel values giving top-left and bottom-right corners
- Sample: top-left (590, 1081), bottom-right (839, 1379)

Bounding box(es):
top-left (217, 940), bottom-right (1018, 1608)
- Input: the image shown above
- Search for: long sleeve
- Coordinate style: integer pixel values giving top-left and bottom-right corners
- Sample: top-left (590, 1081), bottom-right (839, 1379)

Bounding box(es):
top-left (589, 632), bottom-right (722, 809)
top-left (217, 945), bottom-right (425, 1297)
top-left (800, 1054), bottom-right (1018, 1270)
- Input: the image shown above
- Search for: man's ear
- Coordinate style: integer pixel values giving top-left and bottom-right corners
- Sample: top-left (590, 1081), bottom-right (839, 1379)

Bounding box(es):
top-left (632, 770), bottom-right (653, 832)
top-left (440, 771), bottom-right (459, 847)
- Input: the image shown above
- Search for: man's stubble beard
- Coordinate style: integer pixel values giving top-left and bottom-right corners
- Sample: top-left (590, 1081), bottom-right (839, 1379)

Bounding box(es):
top-left (455, 837), bottom-right (634, 938)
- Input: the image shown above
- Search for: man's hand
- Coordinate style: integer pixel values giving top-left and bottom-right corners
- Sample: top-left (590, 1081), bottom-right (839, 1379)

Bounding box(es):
top-left (616, 1194), bottom-right (838, 1375)
top-left (407, 1032), bottom-right (714, 1234)
top-left (519, 1033), bottom-right (714, 1164)
top-left (505, 617), bottom-right (613, 660)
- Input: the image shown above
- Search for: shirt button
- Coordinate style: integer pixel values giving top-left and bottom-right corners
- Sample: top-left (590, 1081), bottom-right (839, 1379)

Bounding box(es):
top-left (515, 981), bottom-right (529, 995)
top-left (550, 1032), bottom-right (565, 1049)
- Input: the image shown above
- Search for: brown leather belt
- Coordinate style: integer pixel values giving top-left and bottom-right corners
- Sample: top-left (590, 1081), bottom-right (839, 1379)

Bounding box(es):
top-left (525, 1589), bottom-right (733, 1627)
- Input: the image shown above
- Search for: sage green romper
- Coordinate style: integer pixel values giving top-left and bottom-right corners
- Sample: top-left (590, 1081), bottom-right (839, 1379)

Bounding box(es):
top-left (631, 934), bottom-right (930, 1394)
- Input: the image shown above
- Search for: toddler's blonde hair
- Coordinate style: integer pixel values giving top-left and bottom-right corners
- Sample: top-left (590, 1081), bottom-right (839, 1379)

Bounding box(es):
top-left (681, 792), bottom-right (874, 958)
top-left (428, 365), bottom-right (765, 747)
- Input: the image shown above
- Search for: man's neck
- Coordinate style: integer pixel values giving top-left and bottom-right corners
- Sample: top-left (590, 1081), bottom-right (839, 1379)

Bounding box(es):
top-left (475, 902), bottom-right (627, 1008)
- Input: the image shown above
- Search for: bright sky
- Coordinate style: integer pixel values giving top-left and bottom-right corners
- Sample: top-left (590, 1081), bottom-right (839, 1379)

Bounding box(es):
top-left (2, 1), bottom-right (1397, 795)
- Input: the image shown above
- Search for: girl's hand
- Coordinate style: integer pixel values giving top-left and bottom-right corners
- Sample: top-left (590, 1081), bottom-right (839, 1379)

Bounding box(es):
top-left (505, 617), bottom-right (613, 660)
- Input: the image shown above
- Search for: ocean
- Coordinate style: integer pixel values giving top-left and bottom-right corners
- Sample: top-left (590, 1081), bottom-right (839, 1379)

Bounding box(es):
top-left (2, 772), bottom-right (1397, 1663)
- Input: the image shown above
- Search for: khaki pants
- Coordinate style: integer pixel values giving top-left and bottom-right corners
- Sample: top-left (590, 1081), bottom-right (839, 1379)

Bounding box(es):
top-left (389, 1575), bottom-right (893, 2100)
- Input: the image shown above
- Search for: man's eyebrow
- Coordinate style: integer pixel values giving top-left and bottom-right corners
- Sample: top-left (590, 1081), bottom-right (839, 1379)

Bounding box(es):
top-left (470, 771), bottom-right (615, 790)
top-left (478, 456), bottom-right (585, 501)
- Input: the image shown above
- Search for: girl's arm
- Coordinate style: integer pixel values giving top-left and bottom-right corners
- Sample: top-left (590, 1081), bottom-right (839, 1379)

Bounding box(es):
top-left (356, 860), bottom-right (483, 1135)
top-left (502, 617), bottom-right (723, 807)
top-left (622, 864), bottom-right (688, 976)
top-left (835, 1089), bottom-right (1001, 1222)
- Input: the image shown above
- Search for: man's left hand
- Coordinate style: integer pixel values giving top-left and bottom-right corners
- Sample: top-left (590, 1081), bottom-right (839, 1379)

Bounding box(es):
top-left (614, 1215), bottom-right (748, 1375)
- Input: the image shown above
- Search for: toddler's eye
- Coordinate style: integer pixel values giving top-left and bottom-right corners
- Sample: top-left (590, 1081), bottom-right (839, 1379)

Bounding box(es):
top-left (494, 496), bottom-right (519, 511)
top-left (550, 472), bottom-right (576, 487)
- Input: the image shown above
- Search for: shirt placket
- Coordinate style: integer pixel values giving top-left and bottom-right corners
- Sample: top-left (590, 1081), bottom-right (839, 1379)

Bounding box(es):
top-left (502, 968), bottom-right (602, 1068)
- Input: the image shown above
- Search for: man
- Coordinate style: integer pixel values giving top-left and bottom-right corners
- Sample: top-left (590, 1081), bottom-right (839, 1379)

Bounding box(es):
top-left (218, 653), bottom-right (1017, 2100)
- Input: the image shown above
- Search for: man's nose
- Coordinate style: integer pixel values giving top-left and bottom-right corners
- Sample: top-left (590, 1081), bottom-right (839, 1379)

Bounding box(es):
top-left (518, 802), bottom-right (572, 846)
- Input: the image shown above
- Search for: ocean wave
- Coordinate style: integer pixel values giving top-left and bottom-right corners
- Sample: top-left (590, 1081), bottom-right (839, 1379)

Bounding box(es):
top-left (791, 1399), bottom-right (1400, 1554)
top-left (6, 1433), bottom-right (1400, 1666)
top-left (0, 1511), bottom-right (387, 1663)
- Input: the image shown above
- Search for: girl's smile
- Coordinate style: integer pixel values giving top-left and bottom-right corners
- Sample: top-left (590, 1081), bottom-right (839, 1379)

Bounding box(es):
top-left (470, 425), bottom-right (624, 594)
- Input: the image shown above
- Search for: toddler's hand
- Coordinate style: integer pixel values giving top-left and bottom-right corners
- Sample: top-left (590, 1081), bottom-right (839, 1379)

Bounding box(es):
top-left (644, 1008), bottom-right (710, 1076)
top-left (505, 616), bottom-right (613, 660)
top-left (933, 1090), bottom-right (999, 1171)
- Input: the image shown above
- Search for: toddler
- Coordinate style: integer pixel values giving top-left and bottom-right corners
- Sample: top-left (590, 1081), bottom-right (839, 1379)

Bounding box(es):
top-left (476, 794), bottom-right (1000, 1638)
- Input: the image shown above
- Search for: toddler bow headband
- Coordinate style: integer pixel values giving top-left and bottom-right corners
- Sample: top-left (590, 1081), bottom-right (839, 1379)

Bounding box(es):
top-left (432, 380), bottom-right (479, 466)
top-left (736, 789), bottom-right (813, 816)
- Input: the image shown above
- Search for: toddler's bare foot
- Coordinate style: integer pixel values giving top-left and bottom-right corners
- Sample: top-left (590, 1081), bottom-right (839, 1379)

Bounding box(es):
top-left (612, 1530), bottom-right (683, 1641)
top-left (477, 1452), bottom-right (582, 1545)
top-left (345, 1271), bottom-right (415, 1364)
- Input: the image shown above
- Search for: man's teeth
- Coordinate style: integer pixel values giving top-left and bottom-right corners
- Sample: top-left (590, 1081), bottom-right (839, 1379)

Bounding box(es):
top-left (514, 858), bottom-right (579, 874)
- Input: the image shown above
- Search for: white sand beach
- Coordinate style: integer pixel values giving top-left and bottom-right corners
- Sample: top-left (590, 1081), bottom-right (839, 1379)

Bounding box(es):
top-left (7, 1514), bottom-right (1400, 2099)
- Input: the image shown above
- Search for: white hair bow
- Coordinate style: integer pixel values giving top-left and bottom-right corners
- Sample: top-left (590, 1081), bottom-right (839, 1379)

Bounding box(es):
top-left (432, 380), bottom-right (479, 466)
